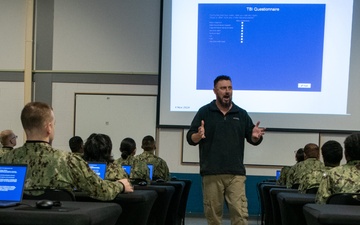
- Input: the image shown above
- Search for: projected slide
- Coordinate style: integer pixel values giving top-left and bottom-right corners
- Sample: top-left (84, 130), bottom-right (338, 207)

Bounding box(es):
top-left (162, 0), bottom-right (353, 126)
top-left (197, 4), bottom-right (326, 91)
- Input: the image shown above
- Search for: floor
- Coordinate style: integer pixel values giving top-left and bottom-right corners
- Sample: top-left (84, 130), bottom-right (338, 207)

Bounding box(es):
top-left (185, 214), bottom-right (261, 225)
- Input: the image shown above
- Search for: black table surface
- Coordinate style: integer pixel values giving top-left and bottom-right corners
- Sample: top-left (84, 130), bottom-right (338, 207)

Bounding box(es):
top-left (303, 203), bottom-right (360, 225)
top-left (0, 200), bottom-right (122, 225)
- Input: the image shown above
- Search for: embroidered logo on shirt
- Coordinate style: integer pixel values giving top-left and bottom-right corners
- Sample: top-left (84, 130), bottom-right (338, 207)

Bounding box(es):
top-left (233, 117), bottom-right (239, 120)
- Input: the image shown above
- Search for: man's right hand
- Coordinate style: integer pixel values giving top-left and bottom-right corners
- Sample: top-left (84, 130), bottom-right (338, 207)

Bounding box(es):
top-left (198, 120), bottom-right (206, 139)
top-left (119, 178), bottom-right (134, 193)
top-left (191, 120), bottom-right (206, 143)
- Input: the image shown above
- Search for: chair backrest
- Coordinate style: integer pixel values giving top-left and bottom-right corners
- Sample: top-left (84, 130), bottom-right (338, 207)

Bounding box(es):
top-left (326, 193), bottom-right (360, 205)
top-left (291, 183), bottom-right (300, 189)
top-left (23, 189), bottom-right (75, 201)
top-left (305, 187), bottom-right (319, 194)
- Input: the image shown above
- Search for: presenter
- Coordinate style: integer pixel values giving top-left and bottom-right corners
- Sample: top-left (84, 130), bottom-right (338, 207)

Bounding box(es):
top-left (186, 75), bottom-right (265, 225)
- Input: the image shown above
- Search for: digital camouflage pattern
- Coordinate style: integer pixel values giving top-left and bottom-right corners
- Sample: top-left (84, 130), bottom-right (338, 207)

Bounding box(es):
top-left (136, 151), bottom-right (171, 181)
top-left (72, 152), bottom-right (84, 158)
top-left (298, 168), bottom-right (327, 193)
top-left (105, 162), bottom-right (129, 181)
top-left (0, 147), bottom-right (13, 159)
top-left (115, 155), bottom-right (150, 183)
top-left (0, 149), bottom-right (5, 158)
top-left (0, 142), bottom-right (124, 201)
top-left (276, 166), bottom-right (291, 185)
top-left (286, 158), bottom-right (325, 188)
top-left (316, 160), bottom-right (360, 204)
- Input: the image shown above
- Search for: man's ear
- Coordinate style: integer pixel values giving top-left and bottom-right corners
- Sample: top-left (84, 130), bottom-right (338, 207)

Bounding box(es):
top-left (45, 122), bottom-right (53, 135)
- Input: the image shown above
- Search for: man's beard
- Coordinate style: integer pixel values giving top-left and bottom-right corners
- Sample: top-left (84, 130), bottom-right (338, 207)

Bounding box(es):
top-left (217, 95), bottom-right (232, 108)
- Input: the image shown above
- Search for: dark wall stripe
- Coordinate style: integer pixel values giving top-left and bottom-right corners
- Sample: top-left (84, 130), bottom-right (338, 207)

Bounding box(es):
top-left (34, 0), bottom-right (54, 70)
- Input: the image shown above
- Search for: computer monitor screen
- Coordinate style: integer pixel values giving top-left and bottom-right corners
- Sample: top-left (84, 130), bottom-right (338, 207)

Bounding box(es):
top-left (122, 165), bottom-right (132, 176)
top-left (276, 170), bottom-right (281, 180)
top-left (0, 164), bottom-right (27, 203)
top-left (88, 162), bottom-right (107, 180)
top-left (147, 164), bottom-right (154, 180)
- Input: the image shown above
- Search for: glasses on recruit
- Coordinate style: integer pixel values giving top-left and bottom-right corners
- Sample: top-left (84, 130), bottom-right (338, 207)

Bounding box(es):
top-left (11, 136), bottom-right (18, 140)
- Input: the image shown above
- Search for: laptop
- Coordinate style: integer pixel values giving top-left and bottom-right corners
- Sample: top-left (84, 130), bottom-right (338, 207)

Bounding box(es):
top-left (0, 164), bottom-right (27, 207)
top-left (88, 162), bottom-right (107, 180)
top-left (147, 164), bottom-right (154, 181)
top-left (276, 170), bottom-right (281, 181)
top-left (121, 165), bottom-right (132, 176)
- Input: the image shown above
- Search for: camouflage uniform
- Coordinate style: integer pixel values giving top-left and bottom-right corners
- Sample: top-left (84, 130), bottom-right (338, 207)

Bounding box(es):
top-left (136, 151), bottom-right (171, 181)
top-left (73, 152), bottom-right (84, 158)
top-left (277, 166), bottom-right (291, 185)
top-left (0, 147), bottom-right (13, 158)
top-left (115, 155), bottom-right (150, 183)
top-left (0, 142), bottom-right (124, 201)
top-left (298, 167), bottom-right (328, 193)
top-left (286, 158), bottom-right (325, 188)
top-left (105, 162), bottom-right (129, 181)
top-left (316, 160), bottom-right (360, 204)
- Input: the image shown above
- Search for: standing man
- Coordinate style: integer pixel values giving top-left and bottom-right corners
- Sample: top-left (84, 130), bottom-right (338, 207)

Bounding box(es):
top-left (187, 75), bottom-right (265, 225)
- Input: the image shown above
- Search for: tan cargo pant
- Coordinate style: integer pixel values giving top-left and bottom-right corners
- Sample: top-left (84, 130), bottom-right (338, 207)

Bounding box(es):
top-left (202, 174), bottom-right (248, 225)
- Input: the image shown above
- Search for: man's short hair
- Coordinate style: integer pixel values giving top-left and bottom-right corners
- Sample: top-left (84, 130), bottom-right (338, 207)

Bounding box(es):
top-left (69, 136), bottom-right (83, 153)
top-left (21, 102), bottom-right (53, 131)
top-left (142, 135), bottom-right (155, 151)
top-left (321, 140), bottom-right (343, 166)
top-left (304, 143), bottom-right (319, 158)
top-left (0, 130), bottom-right (15, 146)
top-left (214, 75), bottom-right (231, 87)
top-left (295, 148), bottom-right (304, 162)
top-left (344, 133), bottom-right (360, 161)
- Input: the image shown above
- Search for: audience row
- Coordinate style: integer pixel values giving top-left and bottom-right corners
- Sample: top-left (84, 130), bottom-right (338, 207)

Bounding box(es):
top-left (277, 134), bottom-right (360, 204)
top-left (0, 102), bottom-right (169, 202)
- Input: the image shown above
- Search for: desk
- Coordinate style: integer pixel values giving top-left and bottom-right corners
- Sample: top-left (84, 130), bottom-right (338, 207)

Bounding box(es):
top-left (134, 185), bottom-right (175, 225)
top-left (0, 200), bottom-right (122, 225)
top-left (151, 180), bottom-right (185, 225)
top-left (269, 187), bottom-right (297, 225)
top-left (277, 192), bottom-right (316, 225)
top-left (75, 190), bottom-right (157, 225)
top-left (303, 203), bottom-right (360, 225)
top-left (259, 182), bottom-right (285, 225)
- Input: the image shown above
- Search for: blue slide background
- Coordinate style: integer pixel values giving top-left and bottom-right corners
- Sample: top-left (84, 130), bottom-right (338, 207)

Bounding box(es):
top-left (197, 4), bottom-right (326, 91)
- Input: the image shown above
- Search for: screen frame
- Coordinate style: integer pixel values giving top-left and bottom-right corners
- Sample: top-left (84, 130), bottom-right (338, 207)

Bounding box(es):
top-left (157, 0), bottom-right (360, 133)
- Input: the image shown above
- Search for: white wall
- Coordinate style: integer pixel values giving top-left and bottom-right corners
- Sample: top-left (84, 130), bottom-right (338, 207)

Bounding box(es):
top-left (52, 0), bottom-right (160, 73)
top-left (0, 1), bottom-right (25, 69)
top-left (0, 82), bottom-right (25, 145)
